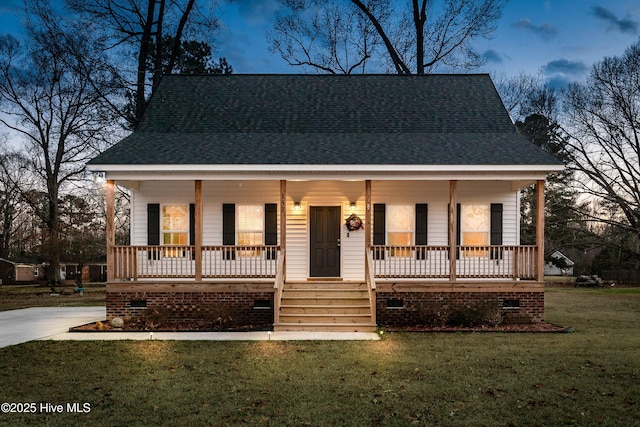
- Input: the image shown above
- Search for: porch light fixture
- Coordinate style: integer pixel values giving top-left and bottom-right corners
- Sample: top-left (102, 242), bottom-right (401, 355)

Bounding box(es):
top-left (349, 202), bottom-right (357, 210)
top-left (293, 202), bottom-right (302, 210)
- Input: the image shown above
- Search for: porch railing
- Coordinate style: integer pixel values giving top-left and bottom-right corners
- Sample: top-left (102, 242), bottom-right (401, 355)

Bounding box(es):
top-left (370, 245), bottom-right (537, 280)
top-left (113, 244), bottom-right (537, 281)
top-left (113, 245), bottom-right (281, 280)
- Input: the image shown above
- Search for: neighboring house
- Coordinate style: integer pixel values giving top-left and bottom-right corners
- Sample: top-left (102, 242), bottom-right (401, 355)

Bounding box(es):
top-left (544, 250), bottom-right (575, 276)
top-left (0, 258), bottom-right (43, 284)
top-left (88, 74), bottom-right (563, 331)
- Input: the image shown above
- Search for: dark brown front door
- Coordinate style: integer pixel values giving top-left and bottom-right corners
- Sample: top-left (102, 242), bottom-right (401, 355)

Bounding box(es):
top-left (310, 206), bottom-right (341, 277)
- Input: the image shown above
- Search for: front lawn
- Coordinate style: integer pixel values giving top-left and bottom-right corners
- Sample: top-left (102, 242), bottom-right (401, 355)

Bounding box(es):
top-left (0, 288), bottom-right (638, 426)
top-left (0, 283), bottom-right (106, 312)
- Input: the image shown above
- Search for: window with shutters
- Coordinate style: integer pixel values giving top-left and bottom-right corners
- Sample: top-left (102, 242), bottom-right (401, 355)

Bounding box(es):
top-left (238, 205), bottom-right (263, 256)
top-left (387, 205), bottom-right (414, 257)
top-left (460, 204), bottom-right (489, 257)
top-left (162, 204), bottom-right (189, 257)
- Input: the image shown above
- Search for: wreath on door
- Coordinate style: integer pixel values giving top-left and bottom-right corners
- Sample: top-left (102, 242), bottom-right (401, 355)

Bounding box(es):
top-left (345, 213), bottom-right (364, 231)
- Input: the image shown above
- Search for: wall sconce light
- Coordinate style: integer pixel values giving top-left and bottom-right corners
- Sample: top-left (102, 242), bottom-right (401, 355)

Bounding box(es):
top-left (349, 202), bottom-right (357, 210)
top-left (293, 202), bottom-right (302, 211)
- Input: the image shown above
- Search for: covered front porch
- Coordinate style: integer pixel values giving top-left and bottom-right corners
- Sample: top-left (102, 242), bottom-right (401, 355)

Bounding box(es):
top-left (105, 178), bottom-right (546, 282)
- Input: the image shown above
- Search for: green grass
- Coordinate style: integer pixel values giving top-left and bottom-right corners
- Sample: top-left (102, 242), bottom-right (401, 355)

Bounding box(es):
top-left (0, 283), bottom-right (106, 311)
top-left (0, 288), bottom-right (639, 426)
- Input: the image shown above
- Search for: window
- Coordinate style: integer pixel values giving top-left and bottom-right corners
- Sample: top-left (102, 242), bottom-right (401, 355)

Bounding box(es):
top-left (387, 205), bottom-right (414, 257)
top-left (461, 204), bottom-right (489, 257)
top-left (238, 205), bottom-right (264, 256)
top-left (162, 204), bottom-right (189, 256)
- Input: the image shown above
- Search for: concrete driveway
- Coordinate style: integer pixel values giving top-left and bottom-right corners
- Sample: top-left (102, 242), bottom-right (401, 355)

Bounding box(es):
top-left (0, 307), bottom-right (105, 348)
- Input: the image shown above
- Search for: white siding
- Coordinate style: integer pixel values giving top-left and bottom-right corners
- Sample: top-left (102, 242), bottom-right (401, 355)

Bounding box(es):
top-left (131, 181), bottom-right (280, 246)
top-left (130, 179), bottom-right (520, 281)
top-left (286, 181), bottom-right (366, 281)
top-left (372, 180), bottom-right (518, 246)
top-left (201, 181), bottom-right (280, 246)
top-left (131, 181), bottom-right (195, 245)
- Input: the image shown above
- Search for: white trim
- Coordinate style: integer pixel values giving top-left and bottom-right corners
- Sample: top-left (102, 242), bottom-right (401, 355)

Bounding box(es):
top-left (94, 169), bottom-right (561, 186)
top-left (88, 163), bottom-right (564, 173)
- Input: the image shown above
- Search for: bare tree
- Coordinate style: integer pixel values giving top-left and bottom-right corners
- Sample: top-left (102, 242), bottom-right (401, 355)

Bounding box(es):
top-left (0, 146), bottom-right (29, 259)
top-left (270, 0), bottom-right (390, 73)
top-left (270, 0), bottom-right (505, 74)
top-left (493, 71), bottom-right (542, 119)
top-left (0, 3), bottom-right (120, 289)
top-left (563, 40), bottom-right (640, 263)
top-left (66, 0), bottom-right (218, 125)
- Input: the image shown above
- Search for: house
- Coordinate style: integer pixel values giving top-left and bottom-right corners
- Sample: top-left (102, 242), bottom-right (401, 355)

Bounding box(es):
top-left (544, 250), bottom-right (575, 276)
top-left (0, 258), bottom-right (44, 284)
top-left (87, 74), bottom-right (563, 331)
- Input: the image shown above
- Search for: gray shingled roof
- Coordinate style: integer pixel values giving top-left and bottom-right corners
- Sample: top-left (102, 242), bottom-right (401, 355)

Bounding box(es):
top-left (89, 74), bottom-right (562, 166)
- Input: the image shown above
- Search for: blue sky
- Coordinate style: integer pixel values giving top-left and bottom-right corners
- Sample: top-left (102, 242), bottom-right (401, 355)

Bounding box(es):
top-left (1, 0), bottom-right (639, 87)
top-left (215, 0), bottom-right (640, 86)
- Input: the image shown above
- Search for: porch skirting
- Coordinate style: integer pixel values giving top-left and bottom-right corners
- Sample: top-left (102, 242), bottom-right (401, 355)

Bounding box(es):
top-left (375, 282), bottom-right (544, 326)
top-left (106, 282), bottom-right (274, 328)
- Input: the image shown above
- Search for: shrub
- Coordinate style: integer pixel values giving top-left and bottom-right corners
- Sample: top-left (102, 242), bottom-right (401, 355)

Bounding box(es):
top-left (413, 298), bottom-right (503, 328)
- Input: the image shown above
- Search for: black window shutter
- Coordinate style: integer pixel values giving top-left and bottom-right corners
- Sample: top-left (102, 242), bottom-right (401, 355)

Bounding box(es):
top-left (490, 203), bottom-right (503, 259)
top-left (456, 203), bottom-right (461, 259)
top-left (189, 203), bottom-right (195, 259)
top-left (222, 203), bottom-right (236, 260)
top-left (265, 203), bottom-right (278, 260)
top-left (189, 204), bottom-right (195, 245)
top-left (415, 204), bottom-right (428, 259)
top-left (373, 204), bottom-right (385, 260)
top-left (447, 204), bottom-right (461, 259)
top-left (147, 204), bottom-right (160, 260)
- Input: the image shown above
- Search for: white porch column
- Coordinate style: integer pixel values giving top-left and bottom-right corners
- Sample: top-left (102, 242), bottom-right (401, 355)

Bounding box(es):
top-left (449, 180), bottom-right (457, 282)
top-left (195, 180), bottom-right (203, 282)
top-left (106, 179), bottom-right (115, 283)
top-left (536, 180), bottom-right (545, 282)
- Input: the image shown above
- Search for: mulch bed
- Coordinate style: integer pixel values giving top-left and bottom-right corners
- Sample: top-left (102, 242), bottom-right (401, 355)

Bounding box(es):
top-left (70, 320), bottom-right (273, 333)
top-left (71, 320), bottom-right (571, 333)
top-left (384, 322), bottom-right (572, 333)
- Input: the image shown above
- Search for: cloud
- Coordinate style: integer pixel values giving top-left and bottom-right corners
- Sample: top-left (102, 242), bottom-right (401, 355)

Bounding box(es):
top-left (542, 59), bottom-right (588, 87)
top-left (592, 6), bottom-right (638, 34)
top-left (482, 49), bottom-right (504, 64)
top-left (228, 0), bottom-right (280, 24)
top-left (512, 18), bottom-right (558, 41)
top-left (542, 59), bottom-right (588, 76)
top-left (546, 75), bottom-right (573, 90)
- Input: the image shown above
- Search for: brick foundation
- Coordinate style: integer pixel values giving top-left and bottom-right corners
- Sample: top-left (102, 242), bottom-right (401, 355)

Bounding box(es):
top-left (106, 282), bottom-right (544, 330)
top-left (376, 290), bottom-right (544, 327)
top-left (106, 283), bottom-right (274, 328)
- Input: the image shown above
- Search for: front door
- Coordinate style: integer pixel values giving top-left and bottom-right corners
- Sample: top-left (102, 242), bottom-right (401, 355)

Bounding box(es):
top-left (310, 206), bottom-right (341, 277)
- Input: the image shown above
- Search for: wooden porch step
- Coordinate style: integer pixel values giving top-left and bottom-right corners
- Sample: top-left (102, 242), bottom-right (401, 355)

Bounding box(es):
top-left (275, 281), bottom-right (375, 332)
top-left (280, 305), bottom-right (371, 314)
top-left (279, 314), bottom-right (372, 324)
top-left (286, 281), bottom-right (368, 290)
top-left (274, 323), bottom-right (378, 332)
top-left (282, 290), bottom-right (369, 298)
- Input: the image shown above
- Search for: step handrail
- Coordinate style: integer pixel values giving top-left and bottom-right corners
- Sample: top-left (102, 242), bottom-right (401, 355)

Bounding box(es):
top-left (365, 247), bottom-right (377, 325)
top-left (273, 249), bottom-right (286, 325)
